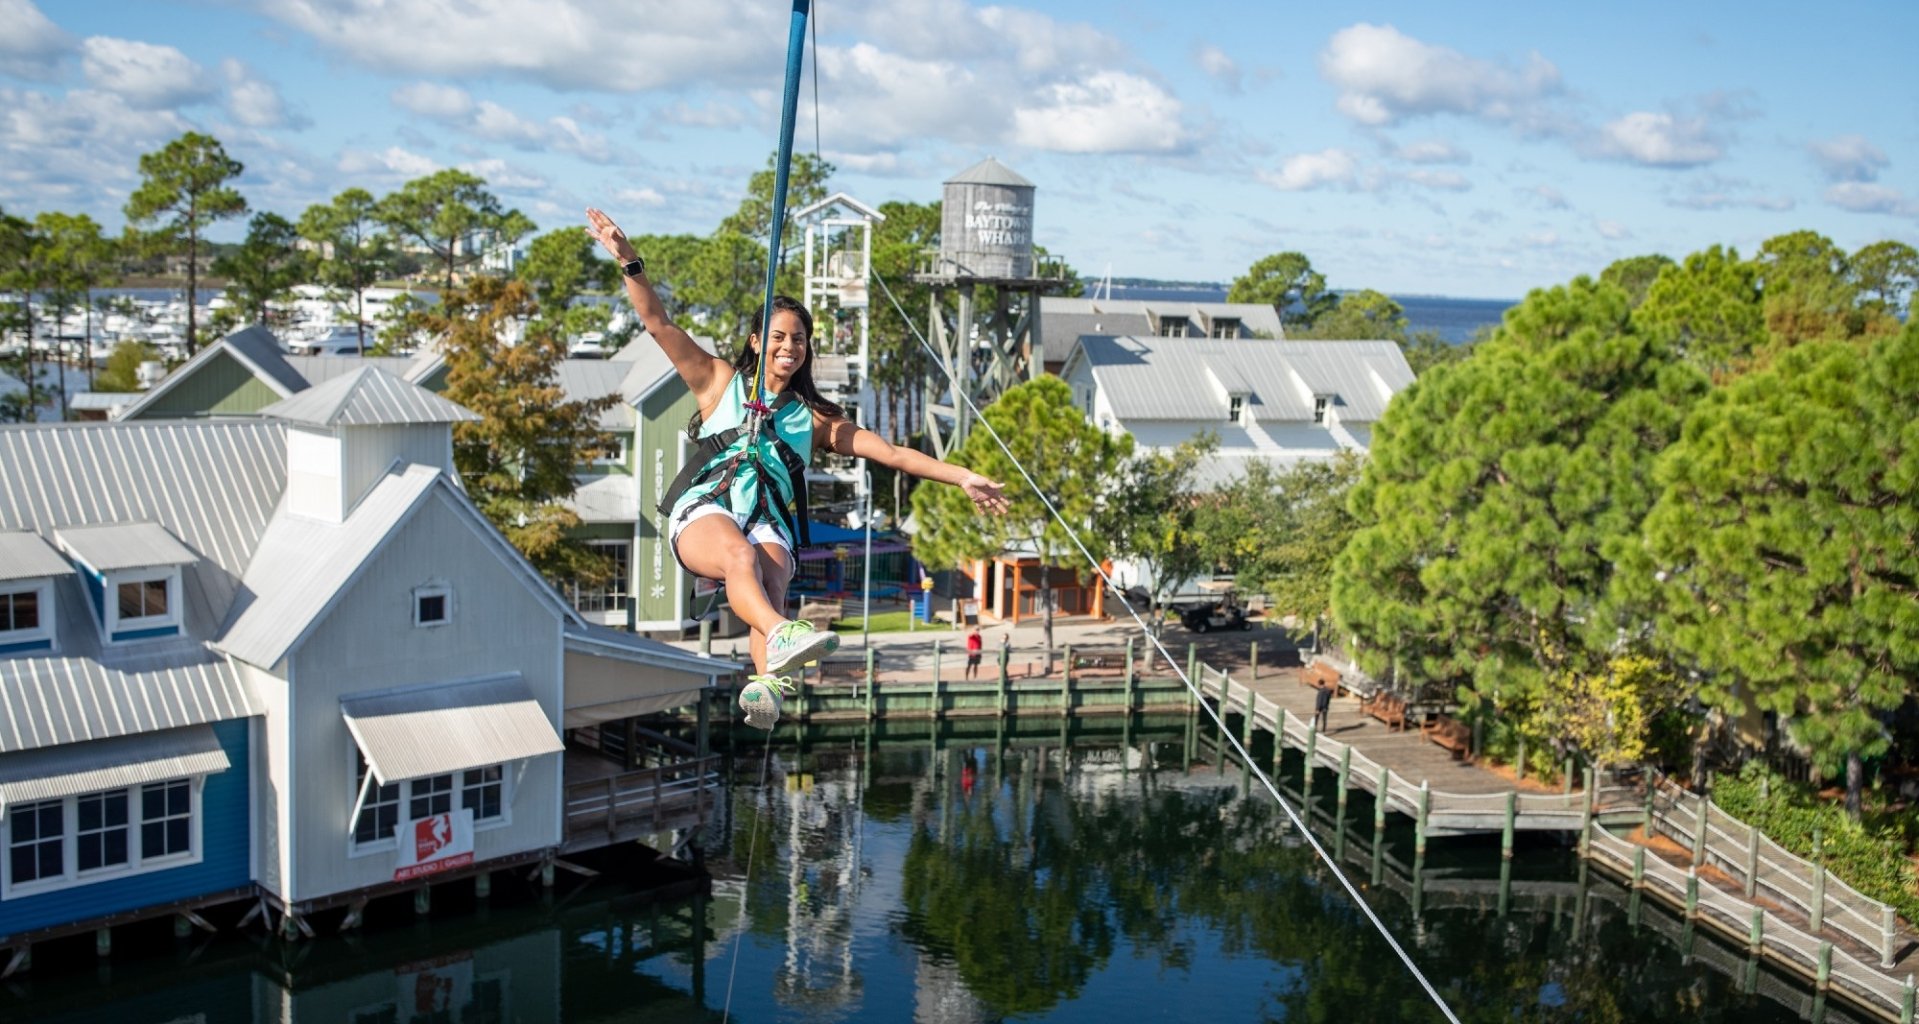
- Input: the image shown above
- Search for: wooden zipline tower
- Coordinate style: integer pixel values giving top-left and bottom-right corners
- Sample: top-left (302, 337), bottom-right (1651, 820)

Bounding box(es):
top-left (913, 157), bottom-right (1073, 458)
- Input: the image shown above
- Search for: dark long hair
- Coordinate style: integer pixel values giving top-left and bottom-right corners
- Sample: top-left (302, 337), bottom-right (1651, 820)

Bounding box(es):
top-left (733, 294), bottom-right (843, 418)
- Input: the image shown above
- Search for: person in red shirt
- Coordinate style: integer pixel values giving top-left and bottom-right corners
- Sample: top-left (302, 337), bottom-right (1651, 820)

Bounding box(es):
top-left (965, 626), bottom-right (984, 679)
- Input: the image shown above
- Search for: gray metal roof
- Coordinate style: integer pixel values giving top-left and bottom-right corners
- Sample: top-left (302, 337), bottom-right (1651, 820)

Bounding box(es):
top-left (1069, 336), bottom-right (1413, 424)
top-left (947, 156), bottom-right (1034, 188)
top-left (567, 473), bottom-right (637, 525)
top-left (0, 646), bottom-right (253, 754)
top-left (0, 419), bottom-right (287, 641)
top-left (342, 675), bottom-right (564, 785)
top-left (56, 521), bottom-right (198, 572)
top-left (215, 464), bottom-right (441, 668)
top-left (0, 723), bottom-right (228, 808)
top-left (553, 359), bottom-right (635, 430)
top-left (283, 355), bottom-right (416, 386)
top-left (0, 531), bottom-right (74, 582)
top-left (564, 620), bottom-right (741, 676)
top-left (260, 366), bottom-right (480, 427)
top-left (1042, 297), bottom-right (1286, 340)
top-left (611, 331), bottom-right (712, 404)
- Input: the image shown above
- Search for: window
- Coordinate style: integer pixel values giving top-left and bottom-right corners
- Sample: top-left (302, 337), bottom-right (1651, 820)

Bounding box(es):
top-left (462, 766), bottom-right (504, 823)
top-left (1211, 318), bottom-right (1241, 339)
top-left (4, 779), bottom-right (202, 895)
top-left (9, 800), bottom-right (63, 884)
top-left (141, 780), bottom-right (193, 859)
top-left (1313, 396), bottom-right (1329, 425)
top-left (117, 578), bottom-right (169, 620)
top-left (569, 541), bottom-right (630, 614)
top-left (1228, 396), bottom-right (1244, 424)
top-left (410, 773), bottom-right (454, 820)
top-left (414, 585), bottom-right (451, 627)
top-left (76, 791), bottom-right (130, 872)
top-left (589, 436), bottom-right (630, 467)
top-left (353, 755), bottom-right (402, 846)
top-left (1157, 317), bottom-right (1187, 338)
top-left (1, 588), bottom-right (40, 633)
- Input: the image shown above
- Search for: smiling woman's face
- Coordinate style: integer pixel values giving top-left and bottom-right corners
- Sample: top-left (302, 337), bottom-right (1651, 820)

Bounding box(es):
top-left (755, 309), bottom-right (810, 379)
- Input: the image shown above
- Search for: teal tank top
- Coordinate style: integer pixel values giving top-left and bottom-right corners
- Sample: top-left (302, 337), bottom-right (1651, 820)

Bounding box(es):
top-left (673, 373), bottom-right (815, 530)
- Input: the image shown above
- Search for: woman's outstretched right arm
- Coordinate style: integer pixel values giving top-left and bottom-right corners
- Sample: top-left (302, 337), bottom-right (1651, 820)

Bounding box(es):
top-left (585, 206), bottom-right (725, 400)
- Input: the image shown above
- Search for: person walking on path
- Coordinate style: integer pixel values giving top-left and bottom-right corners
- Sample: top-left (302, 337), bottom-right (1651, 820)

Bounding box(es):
top-left (1313, 677), bottom-right (1335, 732)
top-left (965, 626), bottom-right (984, 680)
top-left (587, 207), bottom-right (1008, 730)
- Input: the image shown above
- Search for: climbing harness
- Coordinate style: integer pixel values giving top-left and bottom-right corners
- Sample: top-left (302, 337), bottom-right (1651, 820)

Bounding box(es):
top-left (870, 270), bottom-right (1467, 1024)
top-left (658, 386), bottom-right (814, 555)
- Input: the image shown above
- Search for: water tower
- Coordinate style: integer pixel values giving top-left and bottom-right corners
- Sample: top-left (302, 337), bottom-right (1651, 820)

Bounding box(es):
top-left (915, 157), bottom-right (1071, 457)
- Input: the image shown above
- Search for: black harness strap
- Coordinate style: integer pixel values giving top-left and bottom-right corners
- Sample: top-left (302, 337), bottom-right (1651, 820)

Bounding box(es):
top-left (658, 393), bottom-right (812, 548)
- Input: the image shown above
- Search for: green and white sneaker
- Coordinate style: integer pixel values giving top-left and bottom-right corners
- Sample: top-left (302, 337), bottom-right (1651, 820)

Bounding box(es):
top-left (764, 619), bottom-right (839, 675)
top-left (739, 674), bottom-right (798, 730)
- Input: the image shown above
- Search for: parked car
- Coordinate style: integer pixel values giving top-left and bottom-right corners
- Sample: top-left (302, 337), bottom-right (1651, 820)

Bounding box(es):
top-left (1178, 595), bottom-right (1251, 633)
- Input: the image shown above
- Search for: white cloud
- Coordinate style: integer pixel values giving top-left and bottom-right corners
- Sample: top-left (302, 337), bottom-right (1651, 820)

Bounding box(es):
top-left (1011, 71), bottom-right (1190, 154)
top-left (1193, 43), bottom-right (1242, 93)
top-left (1318, 23), bottom-right (1560, 126)
top-left (0, 87), bottom-right (190, 213)
top-left (1807, 134), bottom-right (1888, 183)
top-left (1258, 148), bottom-right (1362, 191)
top-left (1597, 111), bottom-right (1722, 167)
top-left (337, 145), bottom-right (438, 178)
top-left (459, 157), bottom-right (546, 192)
top-left (1394, 138), bottom-right (1467, 164)
top-left (614, 186), bottom-right (667, 208)
top-left (1402, 169), bottom-right (1470, 191)
top-left (0, 0), bottom-right (73, 81)
top-left (252, 0), bottom-right (784, 91)
top-left (655, 101), bottom-right (749, 129)
top-left (392, 82), bottom-right (475, 120)
top-left (1595, 219), bottom-right (1630, 240)
top-left (1824, 182), bottom-right (1916, 216)
top-left (1524, 230), bottom-right (1560, 248)
top-left (222, 59), bottom-right (304, 129)
top-left (1522, 184), bottom-right (1568, 210)
top-left (392, 84), bottom-right (614, 164)
top-left (80, 36), bottom-right (215, 109)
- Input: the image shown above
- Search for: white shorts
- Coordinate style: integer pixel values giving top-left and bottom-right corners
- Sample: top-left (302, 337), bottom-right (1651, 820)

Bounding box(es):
top-left (669, 503), bottom-right (792, 562)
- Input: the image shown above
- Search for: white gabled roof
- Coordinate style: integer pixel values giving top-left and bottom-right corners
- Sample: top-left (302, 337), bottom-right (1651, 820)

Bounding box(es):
top-left (114, 325), bottom-right (305, 421)
top-left (261, 366), bottom-right (479, 427)
top-left (1069, 336), bottom-right (1414, 424)
top-left (0, 531), bottom-right (74, 582)
top-left (794, 191), bottom-right (887, 223)
top-left (56, 521), bottom-right (197, 573)
top-left (216, 464), bottom-right (580, 669)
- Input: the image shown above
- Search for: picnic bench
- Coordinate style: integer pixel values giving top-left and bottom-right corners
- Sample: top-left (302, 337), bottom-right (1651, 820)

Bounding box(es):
top-left (1422, 715), bottom-right (1473, 761)
top-left (1362, 693), bottom-right (1408, 731)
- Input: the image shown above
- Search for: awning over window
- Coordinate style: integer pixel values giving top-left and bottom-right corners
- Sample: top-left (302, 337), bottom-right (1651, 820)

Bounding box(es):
top-left (0, 724), bottom-right (228, 810)
top-left (342, 675), bottom-right (564, 786)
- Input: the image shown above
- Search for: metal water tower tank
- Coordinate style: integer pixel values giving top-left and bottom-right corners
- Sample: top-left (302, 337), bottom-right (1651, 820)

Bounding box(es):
top-left (938, 157), bottom-right (1035, 280)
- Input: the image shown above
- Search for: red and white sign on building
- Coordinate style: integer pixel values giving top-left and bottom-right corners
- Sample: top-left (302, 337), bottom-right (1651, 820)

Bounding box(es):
top-left (394, 807), bottom-right (474, 881)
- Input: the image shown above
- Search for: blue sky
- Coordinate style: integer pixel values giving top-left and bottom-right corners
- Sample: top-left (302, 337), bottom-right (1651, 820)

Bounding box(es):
top-left (1, 0), bottom-right (1914, 299)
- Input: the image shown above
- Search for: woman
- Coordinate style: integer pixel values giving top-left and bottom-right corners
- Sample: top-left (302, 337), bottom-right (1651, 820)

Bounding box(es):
top-left (586, 207), bottom-right (1009, 729)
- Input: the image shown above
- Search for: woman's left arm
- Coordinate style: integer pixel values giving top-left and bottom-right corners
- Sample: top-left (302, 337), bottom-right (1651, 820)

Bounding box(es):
top-left (822, 416), bottom-right (1010, 515)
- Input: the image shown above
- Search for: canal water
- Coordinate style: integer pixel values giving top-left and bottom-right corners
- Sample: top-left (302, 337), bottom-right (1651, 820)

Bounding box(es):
top-left (2, 721), bottom-right (1860, 1023)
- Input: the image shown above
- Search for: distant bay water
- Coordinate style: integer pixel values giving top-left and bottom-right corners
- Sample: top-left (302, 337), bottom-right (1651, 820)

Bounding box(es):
top-left (1100, 284), bottom-right (1514, 346)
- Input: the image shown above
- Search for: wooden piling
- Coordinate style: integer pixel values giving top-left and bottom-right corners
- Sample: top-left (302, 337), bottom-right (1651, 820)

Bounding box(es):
top-left (866, 647), bottom-right (877, 720)
top-left (1691, 800), bottom-right (1708, 867)
top-left (996, 644), bottom-right (1009, 716)
top-left (1415, 780), bottom-right (1430, 857)
top-left (1303, 718), bottom-right (1317, 800)
top-left (1632, 846), bottom-right (1645, 888)
top-left (1374, 765), bottom-right (1390, 833)
top-left (1250, 640), bottom-right (1258, 681)
top-left (1502, 790), bottom-right (1517, 859)
top-left (1817, 941), bottom-right (1833, 991)
top-left (1744, 829), bottom-right (1759, 898)
top-left (1336, 745), bottom-right (1352, 816)
top-left (1749, 907), bottom-right (1764, 954)
top-left (931, 639), bottom-right (943, 720)
top-left (415, 885), bottom-right (432, 916)
top-left (1685, 867), bottom-right (1699, 919)
top-left (1123, 639), bottom-right (1135, 712)
top-left (1811, 830), bottom-right (1826, 933)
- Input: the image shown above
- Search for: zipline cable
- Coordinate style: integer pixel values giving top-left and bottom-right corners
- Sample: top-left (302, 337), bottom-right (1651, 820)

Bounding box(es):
top-left (869, 269), bottom-right (1465, 1024)
top-left (720, 740), bottom-right (778, 1023)
top-left (748, 0), bottom-right (813, 413)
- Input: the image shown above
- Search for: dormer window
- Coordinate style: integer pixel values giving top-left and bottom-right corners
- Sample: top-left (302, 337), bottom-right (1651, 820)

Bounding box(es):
top-left (1, 532), bottom-right (72, 655)
top-left (1211, 318), bottom-right (1241, 339)
top-left (1228, 396), bottom-right (1245, 424)
top-left (1158, 317), bottom-right (1187, 338)
top-left (1313, 396), bottom-right (1329, 425)
top-left (54, 522), bottom-right (195, 644)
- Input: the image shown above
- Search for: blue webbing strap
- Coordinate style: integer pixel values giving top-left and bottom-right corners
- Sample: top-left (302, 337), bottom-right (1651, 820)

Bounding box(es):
top-left (749, 0), bottom-right (812, 414)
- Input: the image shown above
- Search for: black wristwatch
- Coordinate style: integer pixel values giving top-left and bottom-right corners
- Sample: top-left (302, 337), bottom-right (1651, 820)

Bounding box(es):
top-left (621, 256), bottom-right (646, 278)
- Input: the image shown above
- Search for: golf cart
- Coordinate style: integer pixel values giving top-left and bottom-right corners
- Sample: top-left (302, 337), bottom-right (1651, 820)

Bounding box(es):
top-left (1178, 590), bottom-right (1250, 633)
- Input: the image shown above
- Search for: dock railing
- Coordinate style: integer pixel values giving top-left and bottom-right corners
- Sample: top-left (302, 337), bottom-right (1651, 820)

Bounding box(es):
top-left (1645, 773), bottom-right (1904, 968)
top-left (1587, 821), bottom-right (1913, 1020)
top-left (564, 755), bottom-right (722, 848)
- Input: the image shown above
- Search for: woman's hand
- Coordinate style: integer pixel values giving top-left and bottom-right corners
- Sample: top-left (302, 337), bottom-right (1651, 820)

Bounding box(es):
top-left (959, 472), bottom-right (1010, 516)
top-left (584, 207), bottom-right (639, 262)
